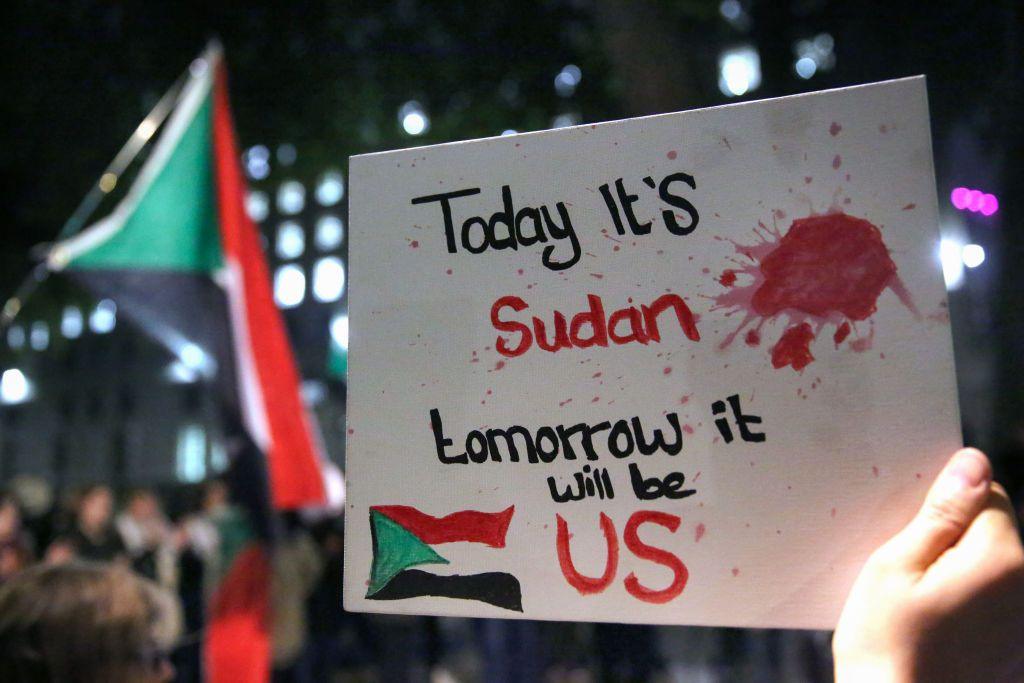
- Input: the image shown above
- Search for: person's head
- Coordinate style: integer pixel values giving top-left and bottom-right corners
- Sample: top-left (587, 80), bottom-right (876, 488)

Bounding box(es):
top-left (76, 485), bottom-right (113, 533)
top-left (202, 479), bottom-right (228, 514)
top-left (126, 489), bottom-right (160, 520)
top-left (0, 494), bottom-right (21, 539)
top-left (0, 562), bottom-right (177, 682)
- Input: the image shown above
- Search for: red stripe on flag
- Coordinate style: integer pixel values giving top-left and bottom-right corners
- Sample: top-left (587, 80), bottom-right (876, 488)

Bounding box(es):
top-left (212, 61), bottom-right (325, 509)
top-left (204, 544), bottom-right (271, 683)
top-left (371, 505), bottom-right (515, 547)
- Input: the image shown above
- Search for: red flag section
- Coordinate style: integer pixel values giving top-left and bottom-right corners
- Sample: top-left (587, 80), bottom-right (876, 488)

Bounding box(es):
top-left (371, 505), bottom-right (515, 547)
top-left (204, 545), bottom-right (271, 683)
top-left (212, 61), bottom-right (325, 510)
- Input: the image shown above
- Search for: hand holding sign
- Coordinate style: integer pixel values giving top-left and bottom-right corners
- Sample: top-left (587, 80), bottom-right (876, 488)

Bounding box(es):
top-left (834, 449), bottom-right (1024, 682)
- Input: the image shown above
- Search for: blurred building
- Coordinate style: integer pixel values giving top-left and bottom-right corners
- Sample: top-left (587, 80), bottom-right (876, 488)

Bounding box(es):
top-left (0, 161), bottom-right (349, 489)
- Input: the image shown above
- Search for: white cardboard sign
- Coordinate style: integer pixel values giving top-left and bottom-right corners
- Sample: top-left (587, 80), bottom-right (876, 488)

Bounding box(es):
top-left (343, 77), bottom-right (960, 629)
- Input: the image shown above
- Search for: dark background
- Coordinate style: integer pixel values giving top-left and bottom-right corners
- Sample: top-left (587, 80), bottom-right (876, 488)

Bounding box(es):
top-left (2, 0), bottom-right (1021, 486)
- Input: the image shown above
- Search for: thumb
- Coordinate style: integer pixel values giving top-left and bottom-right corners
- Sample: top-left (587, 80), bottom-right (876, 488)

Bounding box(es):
top-left (885, 448), bottom-right (992, 572)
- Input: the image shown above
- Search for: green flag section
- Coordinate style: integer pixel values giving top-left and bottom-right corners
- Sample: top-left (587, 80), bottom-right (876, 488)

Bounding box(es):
top-left (367, 509), bottom-right (449, 596)
top-left (52, 72), bottom-right (222, 274)
top-left (327, 335), bottom-right (347, 380)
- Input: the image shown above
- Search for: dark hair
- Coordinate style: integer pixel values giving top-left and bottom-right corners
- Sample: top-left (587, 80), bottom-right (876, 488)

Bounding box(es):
top-left (0, 561), bottom-right (175, 682)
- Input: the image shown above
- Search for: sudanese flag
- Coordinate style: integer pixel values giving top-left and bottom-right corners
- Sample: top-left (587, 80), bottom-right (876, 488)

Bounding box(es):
top-left (46, 43), bottom-right (326, 683)
top-left (367, 505), bottom-right (522, 611)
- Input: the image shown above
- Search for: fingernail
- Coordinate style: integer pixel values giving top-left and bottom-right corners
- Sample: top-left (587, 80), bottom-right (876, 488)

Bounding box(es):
top-left (946, 449), bottom-right (990, 490)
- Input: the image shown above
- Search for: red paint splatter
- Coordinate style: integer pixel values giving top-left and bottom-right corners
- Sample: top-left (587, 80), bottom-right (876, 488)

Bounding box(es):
top-left (771, 323), bottom-right (815, 371)
top-left (494, 360), bottom-right (506, 371)
top-left (591, 396), bottom-right (600, 403)
top-left (832, 154), bottom-right (842, 169)
top-left (517, 268), bottom-right (524, 275)
top-left (663, 366), bottom-right (672, 375)
top-left (804, 176), bottom-right (813, 184)
top-left (679, 394), bottom-right (690, 405)
top-left (744, 329), bottom-right (761, 347)
top-left (682, 424), bottom-right (695, 435)
top-left (833, 321), bottom-right (851, 346)
top-left (695, 523), bottom-right (706, 543)
top-left (872, 465), bottom-right (880, 478)
top-left (830, 507), bottom-right (837, 518)
top-left (590, 273), bottom-right (604, 279)
top-left (731, 567), bottom-right (740, 577)
top-left (901, 203), bottom-right (916, 211)
top-left (559, 398), bottom-right (574, 407)
top-left (713, 212), bottom-right (919, 370)
top-left (347, 428), bottom-right (354, 435)
top-left (446, 268), bottom-right (453, 275)
top-left (829, 121), bottom-right (842, 136)
top-left (719, 269), bottom-right (737, 287)
top-left (667, 150), bottom-right (677, 160)
top-left (409, 240), bottom-right (420, 248)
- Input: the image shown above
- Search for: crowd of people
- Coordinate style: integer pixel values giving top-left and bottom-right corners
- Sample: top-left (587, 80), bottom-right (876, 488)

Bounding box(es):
top-left (2, 448), bottom-right (1023, 682)
top-left (0, 475), bottom-right (839, 682)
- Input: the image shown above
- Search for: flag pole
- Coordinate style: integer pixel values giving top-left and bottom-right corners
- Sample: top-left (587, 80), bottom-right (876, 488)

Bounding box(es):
top-left (0, 53), bottom-right (203, 332)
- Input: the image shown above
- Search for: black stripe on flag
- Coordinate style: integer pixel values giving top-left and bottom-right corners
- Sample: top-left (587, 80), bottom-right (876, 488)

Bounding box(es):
top-left (368, 569), bottom-right (523, 612)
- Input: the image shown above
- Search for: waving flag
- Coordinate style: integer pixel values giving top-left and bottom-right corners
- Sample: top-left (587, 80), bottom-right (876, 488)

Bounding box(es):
top-left (46, 43), bottom-right (325, 682)
top-left (367, 505), bottom-right (522, 611)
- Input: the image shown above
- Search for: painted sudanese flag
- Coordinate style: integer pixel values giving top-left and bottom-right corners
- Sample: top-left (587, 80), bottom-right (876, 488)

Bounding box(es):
top-left (46, 43), bottom-right (325, 683)
top-left (367, 505), bottom-right (522, 612)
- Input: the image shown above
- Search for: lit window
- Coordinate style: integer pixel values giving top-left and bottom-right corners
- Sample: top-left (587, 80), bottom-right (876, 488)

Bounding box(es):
top-left (551, 113), bottom-right (579, 128)
top-left (315, 170), bottom-right (345, 206)
top-left (0, 369), bottom-right (33, 405)
top-left (244, 145), bottom-right (270, 180)
top-left (89, 300), bottom-right (117, 334)
top-left (399, 101), bottom-right (429, 136)
top-left (274, 264), bottom-right (306, 308)
top-left (277, 180), bottom-right (305, 215)
top-left (30, 322), bottom-right (49, 351)
top-left (175, 424), bottom-right (207, 483)
top-left (276, 143), bottom-right (297, 166)
top-left (7, 325), bottom-right (25, 349)
top-left (246, 191), bottom-right (269, 222)
top-left (939, 238), bottom-right (964, 291)
top-left (718, 46), bottom-right (761, 97)
top-left (165, 361), bottom-right (199, 384)
top-left (312, 257), bottom-right (346, 302)
top-left (331, 313), bottom-right (349, 350)
top-left (962, 244), bottom-right (985, 269)
top-left (61, 306), bottom-right (83, 338)
top-left (315, 215), bottom-right (345, 251)
top-left (554, 64), bottom-right (581, 97)
top-left (276, 221), bottom-right (305, 259)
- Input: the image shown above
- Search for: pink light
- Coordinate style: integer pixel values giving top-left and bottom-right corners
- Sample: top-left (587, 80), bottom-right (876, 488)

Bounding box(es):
top-left (951, 187), bottom-right (970, 210)
top-left (980, 193), bottom-right (999, 216)
top-left (951, 185), bottom-right (1000, 216)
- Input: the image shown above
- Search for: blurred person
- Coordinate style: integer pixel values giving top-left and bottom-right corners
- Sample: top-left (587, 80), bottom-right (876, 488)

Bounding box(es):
top-left (271, 515), bottom-right (324, 683)
top-left (0, 494), bottom-right (34, 582)
top-left (7, 475), bottom-right (55, 551)
top-left (834, 448), bottom-right (1024, 682)
top-left (68, 484), bottom-right (127, 563)
top-left (0, 561), bottom-right (181, 682)
top-left (116, 488), bottom-right (177, 587)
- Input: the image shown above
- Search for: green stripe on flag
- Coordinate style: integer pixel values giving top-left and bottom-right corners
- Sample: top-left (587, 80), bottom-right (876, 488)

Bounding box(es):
top-left (69, 93), bottom-right (223, 273)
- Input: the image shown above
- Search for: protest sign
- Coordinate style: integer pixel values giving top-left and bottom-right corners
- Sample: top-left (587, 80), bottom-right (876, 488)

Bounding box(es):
top-left (342, 77), bottom-right (960, 628)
